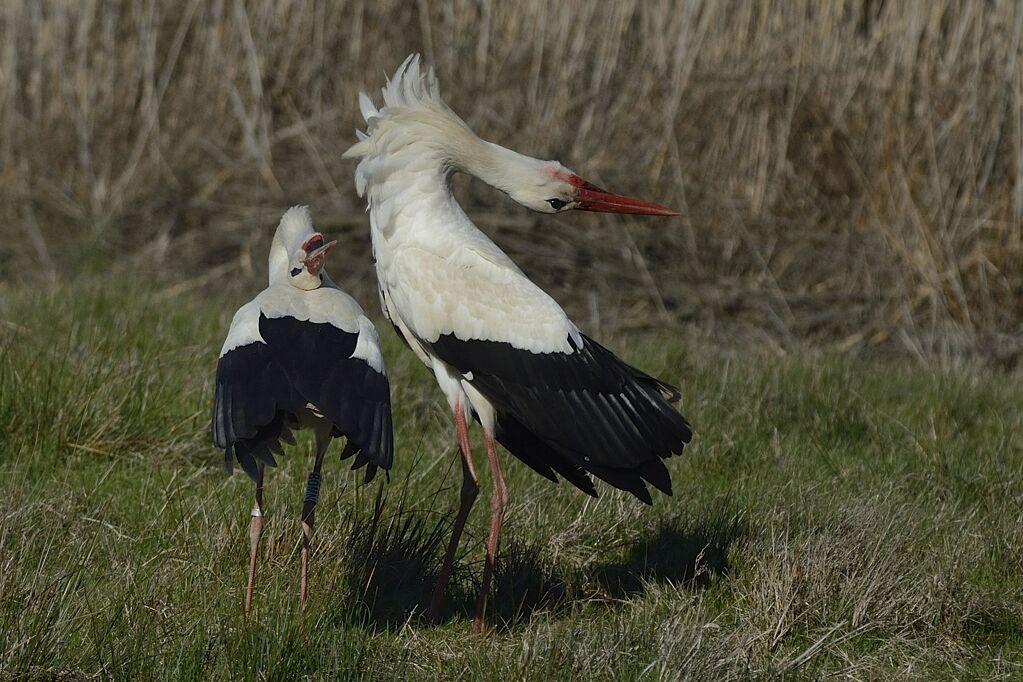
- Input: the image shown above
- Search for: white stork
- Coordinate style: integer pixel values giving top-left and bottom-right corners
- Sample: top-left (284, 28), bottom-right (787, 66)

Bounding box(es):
top-left (344, 56), bottom-right (692, 631)
top-left (212, 206), bottom-right (393, 618)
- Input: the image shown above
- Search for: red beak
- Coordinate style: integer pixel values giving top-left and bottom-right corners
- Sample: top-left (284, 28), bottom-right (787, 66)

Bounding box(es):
top-left (571, 177), bottom-right (678, 217)
top-left (301, 236), bottom-right (337, 275)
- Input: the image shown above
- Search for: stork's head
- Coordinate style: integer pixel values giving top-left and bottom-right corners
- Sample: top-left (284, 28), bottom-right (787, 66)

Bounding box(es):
top-left (269, 206), bottom-right (337, 290)
top-left (286, 232), bottom-right (337, 291)
top-left (345, 54), bottom-right (678, 218)
top-left (506, 161), bottom-right (678, 216)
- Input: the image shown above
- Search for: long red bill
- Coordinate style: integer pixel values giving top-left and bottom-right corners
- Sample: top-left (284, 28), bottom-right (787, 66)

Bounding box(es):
top-left (570, 176), bottom-right (677, 216)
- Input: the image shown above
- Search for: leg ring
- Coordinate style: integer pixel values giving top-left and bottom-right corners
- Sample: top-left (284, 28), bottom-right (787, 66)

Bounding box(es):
top-left (304, 471), bottom-right (322, 504)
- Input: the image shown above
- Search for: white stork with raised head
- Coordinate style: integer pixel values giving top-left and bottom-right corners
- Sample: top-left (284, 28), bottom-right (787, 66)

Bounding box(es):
top-left (344, 56), bottom-right (692, 631)
top-left (212, 206), bottom-right (393, 618)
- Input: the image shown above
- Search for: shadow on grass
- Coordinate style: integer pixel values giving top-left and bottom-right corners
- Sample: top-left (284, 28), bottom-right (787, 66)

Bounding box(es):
top-left (593, 515), bottom-right (746, 597)
top-left (488, 538), bottom-right (569, 628)
top-left (336, 491), bottom-right (744, 631)
top-left (339, 490), bottom-right (450, 630)
top-left (338, 494), bottom-right (568, 630)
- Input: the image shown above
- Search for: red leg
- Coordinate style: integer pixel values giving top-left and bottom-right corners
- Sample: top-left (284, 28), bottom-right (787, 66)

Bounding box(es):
top-left (300, 426), bottom-right (331, 612)
top-left (473, 432), bottom-right (507, 634)
top-left (426, 401), bottom-right (479, 623)
top-left (244, 466), bottom-right (265, 621)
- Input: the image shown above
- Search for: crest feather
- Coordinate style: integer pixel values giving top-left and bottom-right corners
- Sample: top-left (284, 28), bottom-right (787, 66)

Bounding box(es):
top-left (343, 53), bottom-right (450, 162)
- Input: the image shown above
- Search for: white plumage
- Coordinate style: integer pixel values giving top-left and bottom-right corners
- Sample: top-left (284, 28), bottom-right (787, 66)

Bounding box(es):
top-left (220, 286), bottom-right (384, 373)
top-left (345, 55), bottom-right (690, 631)
top-left (212, 205), bottom-right (393, 617)
top-left (344, 57), bottom-right (581, 428)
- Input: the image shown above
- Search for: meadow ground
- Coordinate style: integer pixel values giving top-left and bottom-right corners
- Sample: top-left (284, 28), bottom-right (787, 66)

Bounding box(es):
top-left (3, 1), bottom-right (1022, 363)
top-left (2, 3), bottom-right (1022, 680)
top-left (1, 282), bottom-right (1020, 681)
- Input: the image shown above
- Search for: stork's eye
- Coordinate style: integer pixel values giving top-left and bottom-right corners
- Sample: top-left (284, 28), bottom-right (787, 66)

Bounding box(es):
top-left (547, 198), bottom-right (567, 210)
top-left (290, 267), bottom-right (302, 277)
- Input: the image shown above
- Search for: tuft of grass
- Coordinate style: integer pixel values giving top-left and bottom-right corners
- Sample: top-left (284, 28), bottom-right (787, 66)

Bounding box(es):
top-left (1, 281), bottom-right (1021, 679)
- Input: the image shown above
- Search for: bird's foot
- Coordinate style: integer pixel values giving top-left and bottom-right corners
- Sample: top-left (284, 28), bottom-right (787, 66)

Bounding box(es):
top-left (424, 584), bottom-right (448, 625)
top-left (471, 615), bottom-right (489, 635)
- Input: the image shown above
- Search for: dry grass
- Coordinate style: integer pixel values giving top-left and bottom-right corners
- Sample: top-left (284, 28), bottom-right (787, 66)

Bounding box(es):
top-left (0, 1), bottom-right (1021, 362)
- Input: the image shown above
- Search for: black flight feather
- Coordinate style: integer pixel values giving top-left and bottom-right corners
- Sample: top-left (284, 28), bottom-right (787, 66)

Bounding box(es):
top-left (212, 314), bottom-right (394, 483)
top-left (427, 332), bottom-right (691, 503)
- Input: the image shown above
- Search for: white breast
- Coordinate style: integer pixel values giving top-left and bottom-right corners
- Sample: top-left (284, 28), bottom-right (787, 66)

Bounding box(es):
top-left (371, 189), bottom-right (581, 355)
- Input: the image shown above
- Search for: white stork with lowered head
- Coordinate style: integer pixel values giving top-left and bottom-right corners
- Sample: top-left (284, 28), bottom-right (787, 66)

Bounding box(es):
top-left (212, 206), bottom-right (393, 619)
top-left (344, 56), bottom-right (692, 631)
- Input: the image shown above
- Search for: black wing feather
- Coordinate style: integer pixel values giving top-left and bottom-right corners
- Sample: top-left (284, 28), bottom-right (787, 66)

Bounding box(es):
top-left (491, 410), bottom-right (599, 497)
top-left (428, 332), bottom-right (691, 503)
top-left (212, 314), bottom-right (393, 482)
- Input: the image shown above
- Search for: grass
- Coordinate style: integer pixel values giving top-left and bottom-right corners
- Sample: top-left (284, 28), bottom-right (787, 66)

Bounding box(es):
top-left (1, 1), bottom-right (1022, 361)
top-left (2, 3), bottom-right (1021, 678)
top-left (1, 281), bottom-right (1021, 680)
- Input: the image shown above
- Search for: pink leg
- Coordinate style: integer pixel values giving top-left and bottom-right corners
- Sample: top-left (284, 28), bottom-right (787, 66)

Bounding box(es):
top-left (244, 467), bottom-right (265, 621)
top-left (473, 432), bottom-right (507, 634)
top-left (299, 500), bottom-right (316, 611)
top-left (426, 402), bottom-right (480, 623)
top-left (300, 427), bottom-right (330, 611)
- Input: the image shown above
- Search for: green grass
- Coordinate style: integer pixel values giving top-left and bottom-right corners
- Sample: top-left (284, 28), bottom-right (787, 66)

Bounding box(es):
top-left (1, 281), bottom-right (1021, 681)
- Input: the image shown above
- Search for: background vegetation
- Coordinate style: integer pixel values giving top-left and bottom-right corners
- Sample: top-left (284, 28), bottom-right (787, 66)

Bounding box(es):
top-left (1, 1), bottom-right (1022, 680)
top-left (1, 0), bottom-right (1021, 361)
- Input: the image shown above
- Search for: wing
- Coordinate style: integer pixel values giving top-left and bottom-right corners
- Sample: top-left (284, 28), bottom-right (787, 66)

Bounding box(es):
top-left (427, 333), bottom-right (691, 504)
top-left (259, 314), bottom-right (393, 481)
top-left (384, 243), bottom-right (580, 353)
top-left (212, 333), bottom-right (303, 480)
top-left (212, 289), bottom-right (393, 482)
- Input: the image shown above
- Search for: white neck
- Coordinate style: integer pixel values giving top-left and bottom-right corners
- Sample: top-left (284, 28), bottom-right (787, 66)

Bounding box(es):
top-left (357, 111), bottom-right (547, 216)
top-left (268, 238), bottom-right (289, 286)
top-left (451, 137), bottom-right (546, 199)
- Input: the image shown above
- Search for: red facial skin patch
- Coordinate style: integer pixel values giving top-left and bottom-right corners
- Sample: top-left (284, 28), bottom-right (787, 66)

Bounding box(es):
top-left (544, 166), bottom-right (677, 215)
